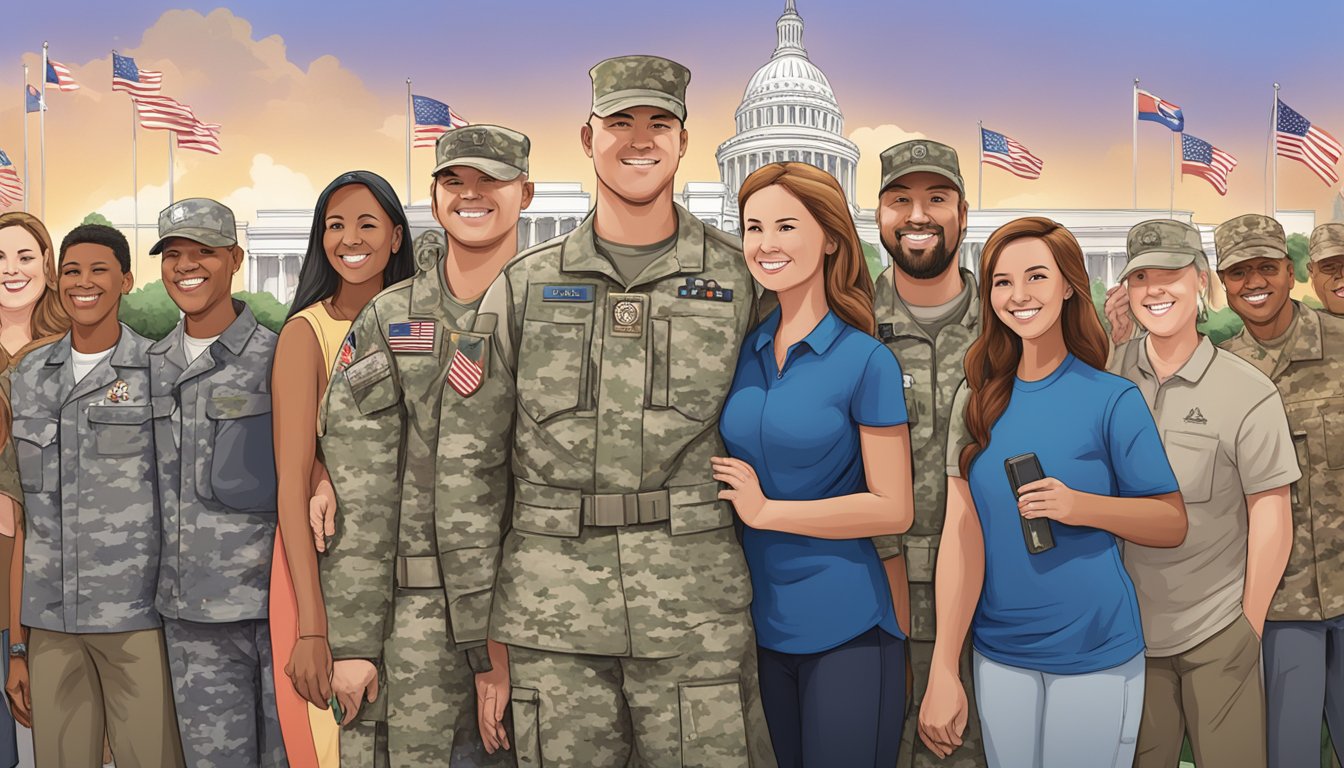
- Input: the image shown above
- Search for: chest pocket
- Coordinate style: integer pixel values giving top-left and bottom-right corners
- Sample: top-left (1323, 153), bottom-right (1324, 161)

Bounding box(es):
top-left (86, 404), bottom-right (153, 458)
top-left (201, 390), bottom-right (276, 513)
top-left (1161, 430), bottom-right (1219, 504)
top-left (660, 308), bottom-right (739, 423)
top-left (12, 418), bottom-right (58, 494)
top-left (882, 336), bottom-right (934, 449)
top-left (1322, 402), bottom-right (1344, 470)
top-left (517, 308), bottom-right (592, 423)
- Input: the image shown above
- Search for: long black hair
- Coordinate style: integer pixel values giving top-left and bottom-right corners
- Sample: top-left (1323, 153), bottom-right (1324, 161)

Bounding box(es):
top-left (286, 170), bottom-right (416, 320)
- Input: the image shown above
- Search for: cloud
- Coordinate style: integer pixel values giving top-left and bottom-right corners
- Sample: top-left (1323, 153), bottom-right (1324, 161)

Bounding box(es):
top-left (219, 154), bottom-right (319, 218)
top-left (847, 124), bottom-right (927, 208)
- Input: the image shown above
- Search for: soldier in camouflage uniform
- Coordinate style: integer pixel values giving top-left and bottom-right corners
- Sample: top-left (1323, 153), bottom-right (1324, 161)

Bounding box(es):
top-left (7, 224), bottom-right (185, 767)
top-left (1214, 214), bottom-right (1344, 768)
top-left (317, 125), bottom-right (533, 768)
top-left (870, 140), bottom-right (986, 768)
top-left (146, 199), bottom-right (286, 767)
top-left (473, 56), bottom-right (776, 767)
top-left (1309, 223), bottom-right (1344, 317)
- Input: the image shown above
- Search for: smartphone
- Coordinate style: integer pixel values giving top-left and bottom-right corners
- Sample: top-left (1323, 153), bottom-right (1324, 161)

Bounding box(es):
top-left (330, 695), bottom-right (343, 725)
top-left (1004, 453), bottom-right (1056, 554)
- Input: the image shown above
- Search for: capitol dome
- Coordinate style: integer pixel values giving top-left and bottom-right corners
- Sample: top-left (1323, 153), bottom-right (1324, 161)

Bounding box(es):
top-left (715, 0), bottom-right (861, 227)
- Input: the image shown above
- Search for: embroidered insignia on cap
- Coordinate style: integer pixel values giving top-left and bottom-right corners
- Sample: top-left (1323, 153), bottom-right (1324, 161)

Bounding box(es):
top-left (169, 205), bottom-right (186, 223)
top-left (911, 144), bottom-right (928, 159)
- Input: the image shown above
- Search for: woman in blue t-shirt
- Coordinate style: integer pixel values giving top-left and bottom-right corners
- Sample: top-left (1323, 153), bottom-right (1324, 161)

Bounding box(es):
top-left (916, 217), bottom-right (1187, 768)
top-left (715, 162), bottom-right (915, 768)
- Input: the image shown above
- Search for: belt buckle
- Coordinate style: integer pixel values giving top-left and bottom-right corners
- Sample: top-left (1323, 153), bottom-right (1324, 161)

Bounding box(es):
top-left (590, 494), bottom-right (628, 526)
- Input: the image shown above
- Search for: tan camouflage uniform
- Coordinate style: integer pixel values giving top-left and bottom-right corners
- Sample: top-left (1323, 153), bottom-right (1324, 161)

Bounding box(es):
top-left (1309, 223), bottom-right (1344, 317)
top-left (1215, 214), bottom-right (1344, 768)
top-left (317, 127), bottom-right (529, 768)
top-left (147, 199), bottom-right (286, 768)
top-left (873, 140), bottom-right (986, 768)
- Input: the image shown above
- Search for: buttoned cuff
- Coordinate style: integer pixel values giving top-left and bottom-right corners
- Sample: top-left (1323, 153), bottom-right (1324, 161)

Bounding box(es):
top-left (465, 643), bottom-right (492, 674)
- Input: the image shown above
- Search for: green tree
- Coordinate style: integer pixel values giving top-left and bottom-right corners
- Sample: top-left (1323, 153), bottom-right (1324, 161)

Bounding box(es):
top-left (1091, 278), bottom-right (1111, 334)
top-left (861, 240), bottom-right (884, 281)
top-left (118, 280), bottom-right (180, 341)
top-left (81, 212), bottom-right (114, 227)
top-left (1196, 306), bottom-right (1244, 346)
top-left (1288, 233), bottom-right (1310, 283)
top-left (235, 290), bottom-right (291, 334)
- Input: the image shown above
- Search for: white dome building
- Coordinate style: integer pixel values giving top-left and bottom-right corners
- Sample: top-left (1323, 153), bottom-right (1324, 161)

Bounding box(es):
top-left (715, 0), bottom-right (861, 231)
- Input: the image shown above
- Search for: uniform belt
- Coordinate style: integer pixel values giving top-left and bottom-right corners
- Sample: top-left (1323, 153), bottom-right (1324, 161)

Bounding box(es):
top-left (394, 556), bottom-right (442, 589)
top-left (581, 490), bottom-right (671, 527)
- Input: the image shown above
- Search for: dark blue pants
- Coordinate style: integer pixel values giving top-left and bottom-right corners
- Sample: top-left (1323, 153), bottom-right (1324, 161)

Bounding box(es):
top-left (757, 626), bottom-right (906, 768)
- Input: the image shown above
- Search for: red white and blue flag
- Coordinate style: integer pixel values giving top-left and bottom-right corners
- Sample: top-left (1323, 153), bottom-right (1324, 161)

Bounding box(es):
top-left (1276, 99), bottom-right (1342, 186)
top-left (388, 321), bottom-right (436, 352)
top-left (25, 85), bottom-right (43, 113)
top-left (0, 150), bottom-right (23, 209)
top-left (112, 53), bottom-right (163, 96)
top-left (132, 94), bottom-right (197, 132)
top-left (412, 95), bottom-right (469, 148)
top-left (176, 121), bottom-right (221, 155)
top-left (447, 336), bottom-right (485, 397)
top-left (45, 58), bottom-right (79, 91)
top-left (1181, 134), bottom-right (1237, 196)
top-left (981, 128), bottom-right (1043, 180)
top-left (1137, 89), bottom-right (1183, 132)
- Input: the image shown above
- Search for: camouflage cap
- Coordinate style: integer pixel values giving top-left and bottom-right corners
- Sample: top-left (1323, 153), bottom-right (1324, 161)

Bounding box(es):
top-left (589, 55), bottom-right (690, 122)
top-left (431, 124), bottom-right (530, 180)
top-left (879, 140), bottom-right (965, 199)
top-left (1118, 219), bottom-right (1208, 281)
top-left (150, 198), bottom-right (237, 255)
top-left (1213, 214), bottom-right (1287, 271)
top-left (1309, 222), bottom-right (1344, 263)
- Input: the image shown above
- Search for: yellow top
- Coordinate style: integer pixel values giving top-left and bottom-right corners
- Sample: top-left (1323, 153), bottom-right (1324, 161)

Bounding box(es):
top-left (292, 301), bottom-right (353, 378)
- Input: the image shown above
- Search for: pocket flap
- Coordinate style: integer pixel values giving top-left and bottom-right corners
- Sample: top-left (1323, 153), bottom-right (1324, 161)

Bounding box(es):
top-left (86, 404), bottom-right (153, 426)
top-left (11, 418), bottom-right (57, 447)
top-left (669, 481), bottom-right (733, 536)
top-left (513, 478), bottom-right (582, 537)
top-left (510, 685), bottom-right (540, 705)
top-left (206, 391), bottom-right (272, 420)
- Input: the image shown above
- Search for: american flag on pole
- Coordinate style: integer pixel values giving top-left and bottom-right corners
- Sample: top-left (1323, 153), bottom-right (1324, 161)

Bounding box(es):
top-left (1181, 134), bottom-right (1238, 196)
top-left (26, 85), bottom-right (43, 113)
top-left (112, 53), bottom-right (162, 96)
top-left (981, 128), bottom-right (1044, 179)
top-left (45, 58), bottom-right (79, 91)
top-left (176, 121), bottom-right (221, 154)
top-left (412, 95), bottom-right (468, 148)
top-left (0, 151), bottom-right (23, 208)
top-left (1276, 99), bottom-right (1342, 186)
top-left (132, 94), bottom-right (197, 132)
top-left (387, 321), bottom-right (437, 352)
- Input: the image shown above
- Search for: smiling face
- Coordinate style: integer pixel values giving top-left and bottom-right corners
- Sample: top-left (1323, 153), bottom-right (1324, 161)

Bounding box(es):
top-left (582, 106), bottom-right (687, 204)
top-left (741, 183), bottom-right (834, 294)
top-left (1219, 256), bottom-right (1294, 327)
top-left (990, 237), bottom-right (1074, 341)
top-left (160, 237), bottom-right (241, 317)
top-left (0, 225), bottom-right (50, 312)
top-left (1309, 255), bottom-right (1344, 315)
top-left (431, 166), bottom-right (534, 247)
top-left (877, 172), bottom-right (968, 280)
top-left (1126, 264), bottom-right (1205, 338)
top-left (59, 242), bottom-right (132, 329)
top-left (321, 184), bottom-right (402, 286)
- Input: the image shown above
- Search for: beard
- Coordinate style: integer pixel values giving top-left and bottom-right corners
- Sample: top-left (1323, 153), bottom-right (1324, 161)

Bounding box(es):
top-left (881, 224), bottom-right (959, 280)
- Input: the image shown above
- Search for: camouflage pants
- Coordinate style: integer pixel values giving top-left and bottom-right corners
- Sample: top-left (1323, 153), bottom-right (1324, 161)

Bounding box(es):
top-left (506, 613), bottom-right (777, 768)
top-left (162, 617), bottom-right (287, 768)
top-left (897, 634), bottom-right (986, 766)
top-left (337, 590), bottom-right (513, 768)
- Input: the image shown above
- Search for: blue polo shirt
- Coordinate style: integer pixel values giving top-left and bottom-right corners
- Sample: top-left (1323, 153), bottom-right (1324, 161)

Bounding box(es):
top-left (962, 354), bottom-right (1179, 674)
top-left (720, 308), bottom-right (906, 654)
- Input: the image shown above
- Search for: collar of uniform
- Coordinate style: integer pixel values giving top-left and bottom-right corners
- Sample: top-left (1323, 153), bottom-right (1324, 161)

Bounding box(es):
top-left (1134, 333), bottom-right (1216, 383)
top-left (1286, 300), bottom-right (1324, 363)
top-left (147, 299), bottom-right (257, 358)
top-left (875, 265), bottom-right (979, 339)
top-left (561, 203), bottom-right (706, 284)
top-left (752, 307), bottom-right (844, 356)
top-left (409, 258), bottom-right (447, 317)
top-left (44, 323), bottom-right (146, 369)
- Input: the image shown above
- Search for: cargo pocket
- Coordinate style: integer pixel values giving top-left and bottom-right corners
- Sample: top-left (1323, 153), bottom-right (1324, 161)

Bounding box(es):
top-left (86, 404), bottom-right (153, 457)
top-left (1322, 403), bottom-right (1344, 470)
top-left (518, 320), bottom-right (588, 422)
top-left (11, 418), bottom-right (57, 493)
top-left (667, 311), bottom-right (737, 422)
top-left (510, 686), bottom-right (542, 767)
top-left (1290, 429), bottom-right (1310, 508)
top-left (1161, 430), bottom-right (1218, 504)
top-left (201, 390), bottom-right (276, 512)
top-left (678, 678), bottom-right (749, 767)
top-left (512, 478), bottom-right (582, 538)
top-left (669, 481), bottom-right (733, 536)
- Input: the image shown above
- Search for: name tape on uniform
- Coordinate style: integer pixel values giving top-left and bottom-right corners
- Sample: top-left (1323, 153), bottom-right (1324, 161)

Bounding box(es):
top-left (344, 350), bottom-right (391, 391)
top-left (542, 285), bottom-right (594, 302)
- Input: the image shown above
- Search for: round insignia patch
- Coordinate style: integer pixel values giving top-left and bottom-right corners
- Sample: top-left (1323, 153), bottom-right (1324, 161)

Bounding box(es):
top-left (911, 144), bottom-right (928, 159)
top-left (613, 300), bottom-right (641, 327)
top-left (1140, 230), bottom-right (1160, 245)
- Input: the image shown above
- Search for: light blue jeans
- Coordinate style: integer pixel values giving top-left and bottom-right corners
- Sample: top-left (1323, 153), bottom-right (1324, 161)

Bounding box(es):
top-left (973, 649), bottom-right (1145, 768)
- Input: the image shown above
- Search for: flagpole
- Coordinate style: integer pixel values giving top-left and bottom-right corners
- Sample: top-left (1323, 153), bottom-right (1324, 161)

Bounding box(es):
top-left (22, 63), bottom-right (29, 212)
top-left (168, 131), bottom-right (175, 205)
top-left (977, 120), bottom-right (984, 210)
top-left (40, 42), bottom-right (48, 220)
top-left (1271, 83), bottom-right (1280, 218)
top-left (120, 51), bottom-right (139, 257)
top-left (1132, 78), bottom-right (1139, 209)
top-left (405, 78), bottom-right (412, 205)
top-left (1169, 132), bottom-right (1176, 219)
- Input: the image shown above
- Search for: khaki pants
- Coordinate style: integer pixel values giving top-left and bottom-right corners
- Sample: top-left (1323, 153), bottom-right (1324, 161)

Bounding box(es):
top-left (28, 627), bottom-right (184, 768)
top-left (1134, 615), bottom-right (1265, 768)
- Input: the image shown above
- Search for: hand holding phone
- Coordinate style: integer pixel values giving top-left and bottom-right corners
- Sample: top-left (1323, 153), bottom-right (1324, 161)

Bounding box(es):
top-left (1005, 453), bottom-right (1056, 554)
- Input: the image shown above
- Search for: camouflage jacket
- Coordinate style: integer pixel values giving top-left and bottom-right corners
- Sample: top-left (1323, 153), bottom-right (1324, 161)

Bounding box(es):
top-left (10, 326), bottom-right (161, 633)
top-left (477, 204), bottom-right (758, 658)
top-left (871, 267), bottom-right (979, 573)
top-left (318, 260), bottom-right (509, 667)
top-left (148, 302), bottom-right (278, 623)
top-left (1221, 301), bottom-right (1344, 621)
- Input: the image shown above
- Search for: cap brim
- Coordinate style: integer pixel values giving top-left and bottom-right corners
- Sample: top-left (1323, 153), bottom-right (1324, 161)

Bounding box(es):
top-left (1117, 251), bottom-right (1198, 282)
top-left (148, 229), bottom-right (237, 255)
top-left (1310, 246), bottom-right (1344, 262)
top-left (1216, 247), bottom-right (1287, 271)
top-left (592, 91), bottom-right (686, 121)
top-left (430, 157), bottom-right (524, 181)
top-left (880, 165), bottom-right (966, 199)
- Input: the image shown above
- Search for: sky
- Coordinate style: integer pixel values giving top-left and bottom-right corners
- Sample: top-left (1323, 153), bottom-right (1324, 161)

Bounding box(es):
top-left (3, 0), bottom-right (1342, 240)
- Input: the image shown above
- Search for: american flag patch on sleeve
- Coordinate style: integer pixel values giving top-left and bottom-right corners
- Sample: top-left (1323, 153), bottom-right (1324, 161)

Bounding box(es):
top-left (387, 321), bottom-right (436, 353)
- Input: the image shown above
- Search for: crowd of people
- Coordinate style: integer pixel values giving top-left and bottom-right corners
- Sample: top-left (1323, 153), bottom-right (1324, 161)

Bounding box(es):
top-left (0, 53), bottom-right (1341, 768)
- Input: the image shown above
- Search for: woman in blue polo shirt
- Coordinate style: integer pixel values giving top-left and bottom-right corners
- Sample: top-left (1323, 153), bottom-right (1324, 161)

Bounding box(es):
top-left (916, 217), bottom-right (1187, 768)
top-left (715, 162), bottom-right (915, 768)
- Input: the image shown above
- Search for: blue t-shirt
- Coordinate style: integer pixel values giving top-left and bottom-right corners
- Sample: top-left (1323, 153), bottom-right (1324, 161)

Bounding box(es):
top-left (720, 308), bottom-right (907, 654)
top-left (963, 354), bottom-right (1178, 674)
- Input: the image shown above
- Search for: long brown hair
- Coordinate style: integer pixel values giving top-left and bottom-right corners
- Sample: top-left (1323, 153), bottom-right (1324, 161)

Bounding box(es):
top-left (737, 162), bottom-right (875, 335)
top-left (958, 217), bottom-right (1108, 476)
top-left (0, 212), bottom-right (72, 442)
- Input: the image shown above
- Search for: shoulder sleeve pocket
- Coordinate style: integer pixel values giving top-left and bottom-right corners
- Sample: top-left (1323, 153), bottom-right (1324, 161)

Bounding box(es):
top-left (11, 418), bottom-right (57, 494)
